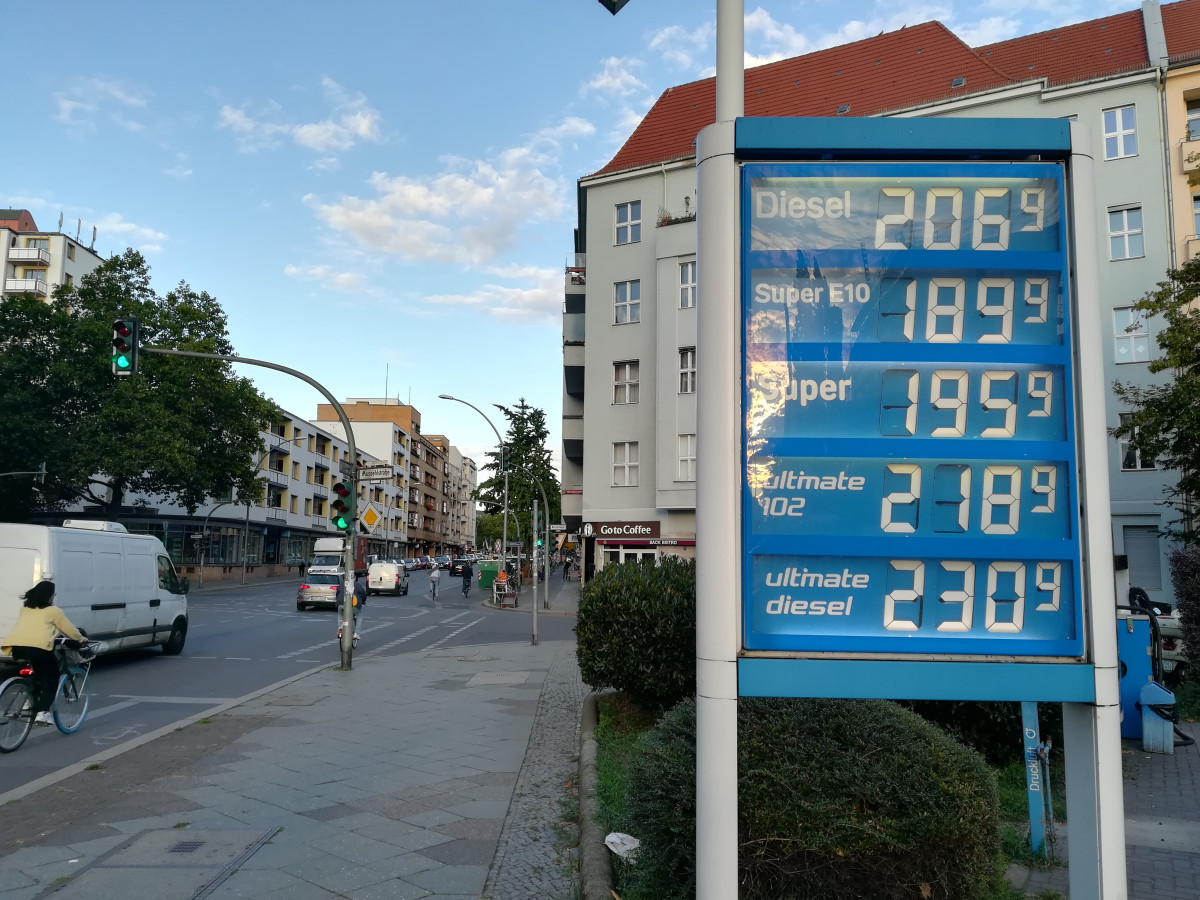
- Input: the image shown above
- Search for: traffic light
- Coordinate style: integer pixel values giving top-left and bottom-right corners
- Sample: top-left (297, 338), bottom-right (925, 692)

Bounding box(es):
top-left (536, 536), bottom-right (543, 548)
top-left (501, 445), bottom-right (512, 471)
top-left (330, 479), bottom-right (355, 532)
top-left (112, 318), bottom-right (140, 376)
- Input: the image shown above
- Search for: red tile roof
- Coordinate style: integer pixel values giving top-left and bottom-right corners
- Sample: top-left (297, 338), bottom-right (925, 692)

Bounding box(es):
top-left (1163, 0), bottom-right (1200, 61)
top-left (591, 0), bottom-right (1200, 179)
top-left (594, 22), bottom-right (1010, 176)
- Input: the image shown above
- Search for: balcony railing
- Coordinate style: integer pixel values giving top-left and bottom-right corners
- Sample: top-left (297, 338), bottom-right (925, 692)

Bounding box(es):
top-left (1182, 137), bottom-right (1200, 174)
top-left (8, 248), bottom-right (51, 265)
top-left (313, 453), bottom-right (330, 469)
top-left (1186, 236), bottom-right (1200, 262)
top-left (266, 507), bottom-right (287, 521)
top-left (264, 469), bottom-right (288, 488)
top-left (4, 278), bottom-right (47, 296)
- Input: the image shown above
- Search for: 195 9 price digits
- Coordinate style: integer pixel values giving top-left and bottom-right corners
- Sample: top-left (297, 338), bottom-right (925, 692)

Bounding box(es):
top-left (884, 558), bottom-right (1063, 633)
top-left (876, 185), bottom-right (1048, 251)
top-left (882, 368), bottom-right (1055, 438)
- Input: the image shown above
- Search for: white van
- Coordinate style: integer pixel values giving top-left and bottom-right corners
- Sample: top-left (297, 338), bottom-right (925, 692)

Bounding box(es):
top-left (0, 520), bottom-right (190, 658)
top-left (309, 537), bottom-right (346, 575)
top-left (367, 560), bottom-right (409, 596)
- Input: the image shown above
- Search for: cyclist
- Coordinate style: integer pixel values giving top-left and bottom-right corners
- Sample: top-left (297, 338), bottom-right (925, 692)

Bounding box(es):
top-left (1, 581), bottom-right (85, 726)
top-left (460, 559), bottom-right (474, 598)
top-left (429, 564), bottom-right (442, 607)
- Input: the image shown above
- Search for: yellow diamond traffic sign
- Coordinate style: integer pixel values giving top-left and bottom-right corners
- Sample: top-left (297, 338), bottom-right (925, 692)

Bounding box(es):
top-left (362, 507), bottom-right (379, 527)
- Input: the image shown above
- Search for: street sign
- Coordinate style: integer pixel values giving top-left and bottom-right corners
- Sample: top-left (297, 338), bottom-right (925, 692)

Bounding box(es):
top-left (339, 460), bottom-right (353, 476)
top-left (550, 524), bottom-right (566, 532)
top-left (361, 506), bottom-right (379, 528)
top-left (357, 464), bottom-right (394, 482)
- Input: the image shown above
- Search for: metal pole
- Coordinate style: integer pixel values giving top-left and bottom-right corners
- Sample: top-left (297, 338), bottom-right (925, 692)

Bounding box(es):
top-left (532, 498), bottom-right (539, 645)
top-left (241, 501), bottom-right (251, 584)
top-left (141, 346), bottom-right (360, 668)
top-left (696, 1), bottom-right (743, 890)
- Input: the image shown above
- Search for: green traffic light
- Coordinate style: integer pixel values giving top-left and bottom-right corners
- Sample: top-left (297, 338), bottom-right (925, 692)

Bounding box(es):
top-left (114, 353), bottom-right (131, 370)
top-left (332, 514), bottom-right (349, 529)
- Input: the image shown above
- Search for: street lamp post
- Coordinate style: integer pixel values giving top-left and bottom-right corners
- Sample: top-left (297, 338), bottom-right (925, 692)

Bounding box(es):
top-left (438, 394), bottom-right (509, 586)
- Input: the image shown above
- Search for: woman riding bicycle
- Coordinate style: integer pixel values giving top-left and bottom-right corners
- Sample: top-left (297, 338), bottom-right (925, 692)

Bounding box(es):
top-left (1, 581), bottom-right (85, 726)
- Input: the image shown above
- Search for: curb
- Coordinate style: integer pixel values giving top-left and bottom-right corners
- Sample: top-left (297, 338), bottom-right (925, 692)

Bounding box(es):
top-left (579, 692), bottom-right (615, 900)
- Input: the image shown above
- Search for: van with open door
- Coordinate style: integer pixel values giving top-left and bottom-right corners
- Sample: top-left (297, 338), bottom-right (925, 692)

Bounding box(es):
top-left (0, 520), bottom-right (190, 658)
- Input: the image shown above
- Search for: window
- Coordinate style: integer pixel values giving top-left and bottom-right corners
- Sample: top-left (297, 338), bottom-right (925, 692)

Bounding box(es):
top-left (678, 433), bottom-right (696, 481)
top-left (1187, 99), bottom-right (1200, 141)
top-left (680, 260), bottom-right (696, 309)
top-left (616, 201), bottom-right (641, 244)
top-left (63, 273), bottom-right (73, 288)
top-left (290, 496), bottom-right (299, 514)
top-left (1102, 106), bottom-right (1137, 159)
top-left (1108, 207), bottom-right (1144, 260)
top-left (613, 361), bottom-right (639, 404)
top-left (21, 268), bottom-right (47, 282)
top-left (612, 441), bottom-right (639, 486)
top-left (66, 243), bottom-right (75, 261)
top-left (615, 280), bottom-right (640, 324)
top-left (304, 498), bottom-right (312, 516)
top-left (679, 347), bottom-right (696, 393)
top-left (24, 238), bottom-right (48, 250)
top-left (1118, 414), bottom-right (1155, 471)
top-left (1124, 524), bottom-right (1162, 591)
top-left (1113, 308), bottom-right (1150, 363)
top-left (1193, 195), bottom-right (1200, 237)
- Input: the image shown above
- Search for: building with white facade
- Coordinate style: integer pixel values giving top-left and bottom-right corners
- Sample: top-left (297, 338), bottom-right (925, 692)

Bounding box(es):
top-left (1, 209), bottom-right (103, 301)
top-left (562, 0), bottom-right (1200, 605)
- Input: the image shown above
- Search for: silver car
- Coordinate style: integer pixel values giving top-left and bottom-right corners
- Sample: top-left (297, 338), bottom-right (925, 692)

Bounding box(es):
top-left (297, 573), bottom-right (344, 611)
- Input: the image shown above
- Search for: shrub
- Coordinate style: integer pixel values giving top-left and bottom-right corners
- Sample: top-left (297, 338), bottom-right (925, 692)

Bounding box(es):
top-left (621, 697), bottom-right (1002, 900)
top-left (899, 700), bottom-right (1064, 768)
top-left (1169, 544), bottom-right (1200, 672)
top-left (575, 556), bottom-right (696, 708)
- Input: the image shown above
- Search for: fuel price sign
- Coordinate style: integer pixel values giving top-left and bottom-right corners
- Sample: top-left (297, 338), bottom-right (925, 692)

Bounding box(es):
top-left (741, 161), bottom-right (1083, 658)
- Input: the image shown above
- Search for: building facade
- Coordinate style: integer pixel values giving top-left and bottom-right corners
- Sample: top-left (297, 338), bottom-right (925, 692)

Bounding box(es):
top-left (1, 209), bottom-right (103, 301)
top-left (562, 0), bottom-right (1200, 604)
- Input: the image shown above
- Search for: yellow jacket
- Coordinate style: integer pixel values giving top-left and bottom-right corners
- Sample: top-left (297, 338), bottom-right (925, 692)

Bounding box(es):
top-left (2, 606), bottom-right (84, 654)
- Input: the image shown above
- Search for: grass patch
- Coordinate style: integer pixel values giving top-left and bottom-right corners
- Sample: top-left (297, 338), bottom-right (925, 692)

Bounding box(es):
top-left (995, 759), bottom-right (1065, 873)
top-left (84, 763), bottom-right (101, 771)
top-left (1175, 678), bottom-right (1200, 722)
top-left (194, 717), bottom-right (212, 725)
top-left (593, 694), bottom-right (658, 832)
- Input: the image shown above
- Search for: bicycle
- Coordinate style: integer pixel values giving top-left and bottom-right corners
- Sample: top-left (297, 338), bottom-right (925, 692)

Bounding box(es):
top-left (0, 637), bottom-right (100, 753)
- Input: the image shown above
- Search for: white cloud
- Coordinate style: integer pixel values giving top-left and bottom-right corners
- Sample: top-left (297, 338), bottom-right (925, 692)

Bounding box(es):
top-left (584, 57), bottom-right (647, 97)
top-left (952, 16), bottom-right (1022, 45)
top-left (647, 22), bottom-right (714, 71)
top-left (217, 77), bottom-right (382, 158)
top-left (284, 263), bottom-right (373, 294)
top-left (163, 166), bottom-right (193, 178)
top-left (94, 212), bottom-right (167, 253)
top-left (423, 266), bottom-right (562, 323)
top-left (54, 77), bottom-right (150, 132)
top-left (306, 118), bottom-right (579, 267)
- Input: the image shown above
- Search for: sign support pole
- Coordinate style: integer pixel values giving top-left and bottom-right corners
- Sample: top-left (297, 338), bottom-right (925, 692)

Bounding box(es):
top-left (1062, 122), bottom-right (1127, 899)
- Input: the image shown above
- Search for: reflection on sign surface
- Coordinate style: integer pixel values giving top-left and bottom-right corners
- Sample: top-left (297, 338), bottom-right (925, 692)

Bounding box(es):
top-left (741, 162), bottom-right (1083, 657)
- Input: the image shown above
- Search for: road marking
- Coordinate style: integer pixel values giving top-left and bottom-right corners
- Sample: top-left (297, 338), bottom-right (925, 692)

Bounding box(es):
top-left (111, 695), bottom-right (238, 704)
top-left (21, 701), bottom-right (140, 744)
top-left (439, 611), bottom-right (471, 624)
top-left (361, 625), bottom-right (439, 657)
top-left (424, 617), bottom-right (486, 651)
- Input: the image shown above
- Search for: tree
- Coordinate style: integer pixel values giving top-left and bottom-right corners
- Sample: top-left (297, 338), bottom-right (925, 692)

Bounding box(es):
top-left (1112, 256), bottom-right (1200, 544)
top-left (0, 250), bottom-right (279, 521)
top-left (475, 398), bottom-right (560, 566)
top-left (475, 513), bottom-right (503, 552)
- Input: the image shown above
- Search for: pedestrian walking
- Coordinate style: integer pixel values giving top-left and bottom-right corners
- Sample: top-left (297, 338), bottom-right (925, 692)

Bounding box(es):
top-left (429, 564), bottom-right (442, 606)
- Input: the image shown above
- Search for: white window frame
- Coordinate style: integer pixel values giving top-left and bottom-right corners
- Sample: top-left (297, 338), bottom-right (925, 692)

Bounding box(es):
top-left (612, 441), bottom-right (639, 487)
top-left (613, 360), bottom-right (640, 404)
top-left (1193, 194), bottom-right (1200, 237)
top-left (679, 347), bottom-right (696, 394)
top-left (1113, 307), bottom-right (1150, 364)
top-left (1108, 207), bottom-right (1144, 261)
top-left (1187, 99), bottom-right (1200, 141)
top-left (1102, 105), bottom-right (1138, 160)
top-left (680, 260), bottom-right (696, 309)
top-left (615, 201), bottom-right (641, 245)
top-left (678, 433), bottom-right (696, 481)
top-left (1118, 413), bottom-right (1156, 471)
top-left (615, 280), bottom-right (640, 324)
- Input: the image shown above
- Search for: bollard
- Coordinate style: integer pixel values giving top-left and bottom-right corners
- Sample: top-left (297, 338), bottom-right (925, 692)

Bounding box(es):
top-left (1139, 681), bottom-right (1176, 754)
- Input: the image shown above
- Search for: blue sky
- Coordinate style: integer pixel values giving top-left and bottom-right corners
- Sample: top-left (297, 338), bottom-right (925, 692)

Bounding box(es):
top-left (1, 0), bottom-right (1133, 467)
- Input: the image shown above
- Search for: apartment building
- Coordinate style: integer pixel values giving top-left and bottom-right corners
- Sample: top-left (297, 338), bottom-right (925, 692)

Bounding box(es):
top-left (427, 438), bottom-right (479, 553)
top-left (316, 399), bottom-right (452, 557)
top-left (1, 209), bottom-right (103, 301)
top-left (562, 0), bottom-right (1200, 604)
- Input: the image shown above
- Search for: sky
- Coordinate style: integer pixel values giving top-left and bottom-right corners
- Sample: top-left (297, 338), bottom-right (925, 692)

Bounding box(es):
top-left (1, 0), bottom-right (1137, 470)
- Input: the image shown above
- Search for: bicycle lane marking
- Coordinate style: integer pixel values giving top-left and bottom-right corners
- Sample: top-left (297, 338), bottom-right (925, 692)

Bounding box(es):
top-left (423, 617), bottom-right (487, 651)
top-left (19, 700), bottom-right (140, 745)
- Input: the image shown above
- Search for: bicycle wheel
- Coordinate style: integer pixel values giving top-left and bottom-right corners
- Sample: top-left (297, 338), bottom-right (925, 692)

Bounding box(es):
top-left (52, 668), bottom-right (91, 734)
top-left (0, 680), bottom-right (34, 753)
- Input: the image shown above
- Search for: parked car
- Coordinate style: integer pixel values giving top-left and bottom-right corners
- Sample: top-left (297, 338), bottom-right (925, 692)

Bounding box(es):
top-left (297, 572), bottom-right (344, 611)
top-left (403, 558), bottom-right (418, 571)
top-left (417, 556), bottom-right (431, 570)
top-left (435, 555), bottom-right (452, 570)
top-left (368, 561), bottom-right (409, 596)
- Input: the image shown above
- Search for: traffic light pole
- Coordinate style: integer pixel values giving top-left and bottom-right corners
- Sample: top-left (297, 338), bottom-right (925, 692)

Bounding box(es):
top-left (141, 346), bottom-right (361, 669)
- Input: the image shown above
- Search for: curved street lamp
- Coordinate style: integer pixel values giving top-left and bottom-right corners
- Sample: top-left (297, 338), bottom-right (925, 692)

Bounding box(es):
top-left (438, 394), bottom-right (509, 579)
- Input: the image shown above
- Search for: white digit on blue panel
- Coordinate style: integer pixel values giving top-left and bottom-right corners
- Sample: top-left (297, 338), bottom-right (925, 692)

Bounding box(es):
top-left (881, 464), bottom-right (921, 533)
top-left (924, 187), bottom-right (963, 250)
top-left (931, 370), bottom-right (968, 437)
top-left (1027, 370), bottom-right (1053, 417)
top-left (926, 278), bottom-right (965, 342)
top-left (876, 187), bottom-right (914, 250)
top-left (985, 561), bottom-right (1026, 633)
top-left (972, 187), bottom-right (1011, 250)
top-left (980, 371), bottom-right (1018, 438)
top-left (1035, 562), bottom-right (1062, 611)
top-left (982, 465), bottom-right (1021, 534)
top-left (1023, 278), bottom-right (1049, 324)
top-left (884, 560), bottom-right (924, 631)
top-left (977, 278), bottom-right (1014, 343)
top-left (936, 560), bottom-right (975, 632)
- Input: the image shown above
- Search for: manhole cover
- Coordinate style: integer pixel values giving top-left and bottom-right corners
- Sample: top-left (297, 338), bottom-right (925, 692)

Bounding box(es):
top-left (458, 655), bottom-right (498, 662)
top-left (169, 840), bottom-right (205, 853)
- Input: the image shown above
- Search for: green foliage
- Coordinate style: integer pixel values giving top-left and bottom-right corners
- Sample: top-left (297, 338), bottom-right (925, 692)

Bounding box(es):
top-left (0, 250), bottom-right (277, 520)
top-left (1111, 257), bottom-right (1200, 543)
top-left (475, 512), bottom-right (503, 551)
top-left (620, 697), bottom-right (1002, 900)
top-left (474, 398), bottom-right (559, 563)
top-left (593, 695), bottom-right (658, 831)
top-left (898, 701), bottom-right (1063, 767)
top-left (1170, 545), bottom-right (1200, 672)
top-left (575, 557), bottom-right (696, 708)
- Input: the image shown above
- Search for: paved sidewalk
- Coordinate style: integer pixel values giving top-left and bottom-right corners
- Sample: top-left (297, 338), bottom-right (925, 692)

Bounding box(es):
top-left (0, 580), bottom-right (586, 900)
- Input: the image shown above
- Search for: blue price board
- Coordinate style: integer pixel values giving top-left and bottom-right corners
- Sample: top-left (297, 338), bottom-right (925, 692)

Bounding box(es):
top-left (741, 161), bottom-right (1084, 658)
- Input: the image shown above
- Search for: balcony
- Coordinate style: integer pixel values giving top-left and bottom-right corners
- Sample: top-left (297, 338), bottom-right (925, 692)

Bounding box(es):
top-left (264, 469), bottom-right (288, 488)
top-left (1182, 137), bottom-right (1200, 174)
top-left (313, 454), bottom-right (330, 470)
top-left (8, 248), bottom-right (50, 265)
top-left (4, 278), bottom-right (47, 297)
top-left (1186, 237), bottom-right (1200, 262)
top-left (266, 507), bottom-right (287, 521)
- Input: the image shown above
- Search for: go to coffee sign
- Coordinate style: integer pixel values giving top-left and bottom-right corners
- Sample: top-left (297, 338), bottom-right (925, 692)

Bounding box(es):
top-left (585, 521), bottom-right (661, 539)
